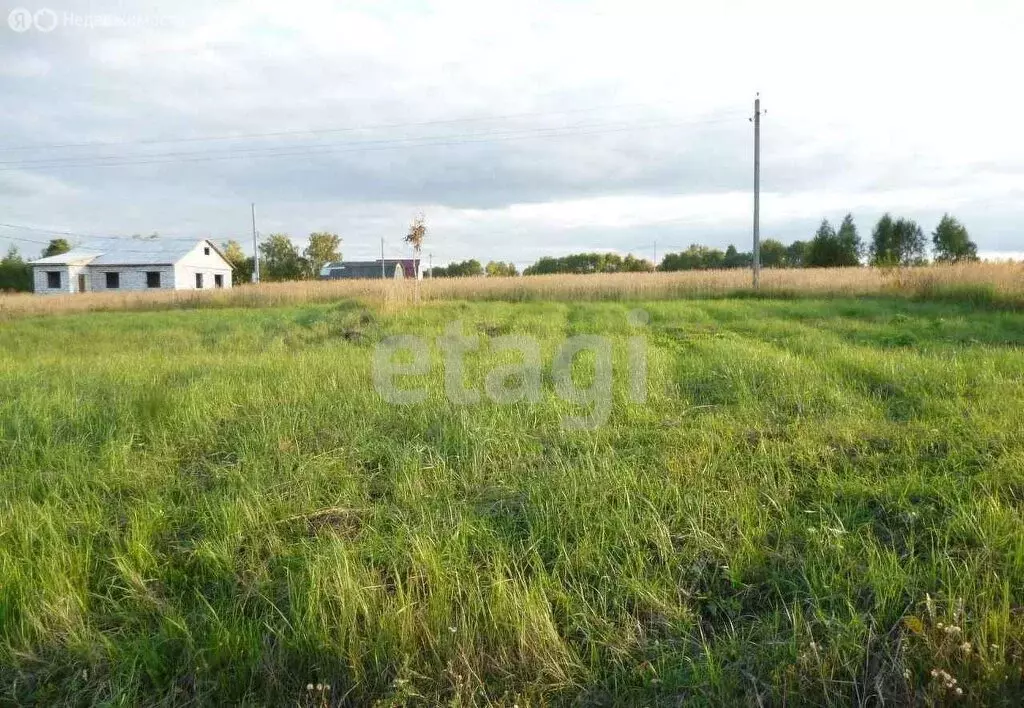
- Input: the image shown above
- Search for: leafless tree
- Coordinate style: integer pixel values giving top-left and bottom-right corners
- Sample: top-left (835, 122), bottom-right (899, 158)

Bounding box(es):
top-left (404, 213), bottom-right (427, 302)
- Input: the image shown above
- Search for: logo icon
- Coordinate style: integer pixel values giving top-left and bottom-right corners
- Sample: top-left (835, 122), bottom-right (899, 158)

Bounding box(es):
top-left (33, 7), bottom-right (57, 32)
top-left (7, 7), bottom-right (33, 32)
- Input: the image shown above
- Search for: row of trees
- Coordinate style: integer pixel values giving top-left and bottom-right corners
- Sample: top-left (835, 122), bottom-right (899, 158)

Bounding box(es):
top-left (241, 212), bottom-right (974, 281)
top-left (597, 212), bottom-right (974, 274)
top-left (428, 259), bottom-right (482, 277)
top-left (786, 213), bottom-right (977, 269)
top-left (427, 259), bottom-right (519, 277)
top-left (522, 252), bottom-right (655, 275)
top-left (222, 232), bottom-right (342, 283)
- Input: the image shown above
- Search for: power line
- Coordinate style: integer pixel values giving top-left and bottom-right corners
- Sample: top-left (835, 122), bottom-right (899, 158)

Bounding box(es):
top-left (0, 232), bottom-right (53, 247)
top-left (0, 116), bottom-right (739, 170)
top-left (0, 102), bottom-right (743, 153)
top-left (0, 116), bottom-right (676, 167)
top-left (0, 115), bottom-right (744, 172)
top-left (0, 222), bottom-right (246, 243)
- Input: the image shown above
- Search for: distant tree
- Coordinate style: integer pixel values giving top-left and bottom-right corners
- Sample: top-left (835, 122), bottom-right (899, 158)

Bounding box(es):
top-left (259, 234), bottom-right (307, 282)
top-left (658, 244), bottom-right (726, 271)
top-left (723, 244), bottom-right (753, 269)
top-left (621, 254), bottom-right (655, 272)
top-left (834, 214), bottom-right (864, 266)
top-left (932, 214), bottom-right (978, 263)
top-left (0, 246), bottom-right (32, 292)
top-left (524, 252), bottom-right (630, 275)
top-left (222, 240), bottom-right (254, 283)
top-left (304, 232), bottom-right (342, 277)
top-left (458, 259), bottom-right (483, 277)
top-left (805, 219), bottom-right (837, 267)
top-left (433, 259), bottom-right (483, 277)
top-left (870, 214), bottom-right (927, 266)
top-left (222, 240), bottom-right (246, 268)
top-left (869, 214), bottom-right (896, 266)
top-left (485, 261), bottom-right (518, 277)
top-left (785, 240), bottom-right (810, 267)
top-left (522, 256), bottom-right (557, 275)
top-left (805, 216), bottom-right (861, 267)
top-left (759, 239), bottom-right (788, 268)
top-left (41, 238), bottom-right (71, 258)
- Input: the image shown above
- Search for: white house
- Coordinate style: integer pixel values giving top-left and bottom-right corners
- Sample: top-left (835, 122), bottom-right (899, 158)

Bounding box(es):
top-left (29, 239), bottom-right (234, 294)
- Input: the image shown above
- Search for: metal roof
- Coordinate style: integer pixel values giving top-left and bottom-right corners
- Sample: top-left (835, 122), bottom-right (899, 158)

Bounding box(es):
top-left (29, 239), bottom-right (226, 267)
top-left (320, 259), bottom-right (420, 279)
top-left (324, 262), bottom-right (402, 279)
top-left (29, 250), bottom-right (102, 266)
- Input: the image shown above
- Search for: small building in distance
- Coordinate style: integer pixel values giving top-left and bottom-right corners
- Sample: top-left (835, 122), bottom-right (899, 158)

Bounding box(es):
top-left (30, 238), bottom-right (233, 294)
top-left (320, 259), bottom-right (422, 280)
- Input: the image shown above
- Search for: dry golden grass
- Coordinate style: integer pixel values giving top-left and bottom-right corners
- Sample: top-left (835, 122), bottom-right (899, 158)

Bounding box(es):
top-left (1, 262), bottom-right (1021, 319)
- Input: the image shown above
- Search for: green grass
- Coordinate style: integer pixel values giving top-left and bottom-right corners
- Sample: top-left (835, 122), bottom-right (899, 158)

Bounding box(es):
top-left (1, 297), bottom-right (1023, 705)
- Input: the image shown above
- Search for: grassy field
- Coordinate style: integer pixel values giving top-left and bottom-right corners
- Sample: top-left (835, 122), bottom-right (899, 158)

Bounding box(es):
top-left (1, 294), bottom-right (1023, 704)
top-left (2, 262), bottom-right (1023, 320)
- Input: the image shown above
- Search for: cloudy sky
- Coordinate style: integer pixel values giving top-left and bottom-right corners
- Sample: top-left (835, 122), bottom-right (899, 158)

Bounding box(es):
top-left (1, 0), bottom-right (1022, 267)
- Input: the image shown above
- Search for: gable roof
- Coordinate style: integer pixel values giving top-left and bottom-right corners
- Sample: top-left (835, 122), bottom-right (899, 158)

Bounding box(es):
top-left (29, 239), bottom-right (227, 267)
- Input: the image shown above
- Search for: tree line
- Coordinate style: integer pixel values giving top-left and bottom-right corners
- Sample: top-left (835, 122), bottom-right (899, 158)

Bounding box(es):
top-left (523, 252), bottom-right (655, 275)
top-left (221, 232), bottom-right (342, 283)
top-left (0, 212), bottom-right (983, 292)
top-left (656, 213), bottom-right (977, 272)
top-left (427, 260), bottom-right (518, 277)
top-left (511, 213), bottom-right (977, 275)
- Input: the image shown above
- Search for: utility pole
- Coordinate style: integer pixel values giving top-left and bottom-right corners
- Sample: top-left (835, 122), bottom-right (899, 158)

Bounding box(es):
top-left (251, 203), bottom-right (260, 284)
top-left (653, 239), bottom-right (657, 267)
top-left (428, 252), bottom-right (433, 279)
top-left (380, 238), bottom-right (385, 278)
top-left (751, 93), bottom-right (762, 290)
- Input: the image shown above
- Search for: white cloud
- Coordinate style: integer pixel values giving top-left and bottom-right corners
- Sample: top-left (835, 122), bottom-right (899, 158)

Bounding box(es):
top-left (0, 0), bottom-right (1021, 264)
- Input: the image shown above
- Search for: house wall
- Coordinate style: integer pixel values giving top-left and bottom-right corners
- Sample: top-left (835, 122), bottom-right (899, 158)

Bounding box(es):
top-left (87, 265), bottom-right (177, 293)
top-left (174, 241), bottom-right (234, 290)
top-left (33, 265), bottom-right (98, 294)
top-left (33, 266), bottom-right (72, 294)
top-left (174, 264), bottom-right (233, 290)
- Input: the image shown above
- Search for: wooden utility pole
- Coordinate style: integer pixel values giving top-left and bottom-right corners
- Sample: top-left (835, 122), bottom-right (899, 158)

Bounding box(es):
top-left (752, 93), bottom-right (762, 289)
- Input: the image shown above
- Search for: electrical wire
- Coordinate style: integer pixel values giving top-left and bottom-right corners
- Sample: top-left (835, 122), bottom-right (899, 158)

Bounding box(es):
top-left (0, 223), bottom-right (198, 241)
top-left (0, 115), bottom-right (743, 172)
top-left (0, 116), bottom-right (695, 166)
top-left (0, 232), bottom-right (53, 247)
top-left (0, 102), bottom-right (743, 153)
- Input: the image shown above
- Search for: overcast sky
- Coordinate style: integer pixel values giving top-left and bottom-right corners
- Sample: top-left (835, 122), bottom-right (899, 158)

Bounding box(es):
top-left (1, 0), bottom-right (1022, 267)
